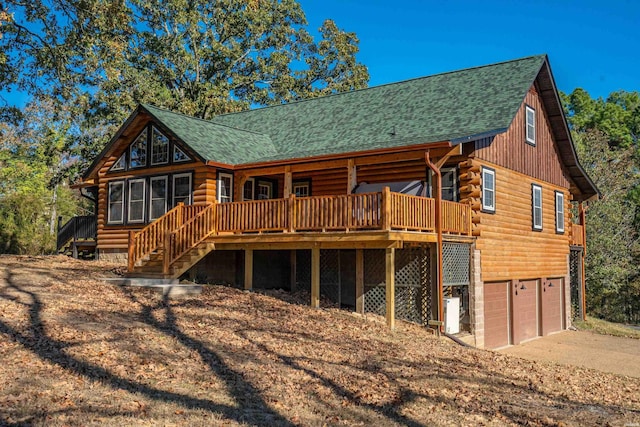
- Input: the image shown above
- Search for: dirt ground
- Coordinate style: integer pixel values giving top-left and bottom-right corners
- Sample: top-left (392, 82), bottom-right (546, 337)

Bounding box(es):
top-left (1, 255), bottom-right (639, 426)
top-left (501, 330), bottom-right (640, 378)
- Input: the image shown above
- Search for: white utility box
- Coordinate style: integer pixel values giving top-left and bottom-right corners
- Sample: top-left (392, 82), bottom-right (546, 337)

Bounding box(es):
top-left (444, 297), bottom-right (460, 334)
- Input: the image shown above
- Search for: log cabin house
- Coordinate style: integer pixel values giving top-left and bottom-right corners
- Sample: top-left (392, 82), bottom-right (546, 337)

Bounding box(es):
top-left (70, 54), bottom-right (597, 349)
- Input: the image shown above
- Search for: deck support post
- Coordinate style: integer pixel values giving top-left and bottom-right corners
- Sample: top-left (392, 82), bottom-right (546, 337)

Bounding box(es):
top-left (244, 249), bottom-right (253, 290)
top-left (290, 250), bottom-right (297, 292)
top-left (311, 246), bottom-right (320, 308)
top-left (385, 247), bottom-right (395, 329)
top-left (127, 231), bottom-right (135, 272)
top-left (355, 249), bottom-right (364, 314)
top-left (579, 202), bottom-right (587, 320)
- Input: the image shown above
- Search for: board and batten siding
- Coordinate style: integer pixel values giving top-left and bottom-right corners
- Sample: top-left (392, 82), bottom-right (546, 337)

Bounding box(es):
top-left (474, 86), bottom-right (571, 189)
top-left (476, 161), bottom-right (570, 282)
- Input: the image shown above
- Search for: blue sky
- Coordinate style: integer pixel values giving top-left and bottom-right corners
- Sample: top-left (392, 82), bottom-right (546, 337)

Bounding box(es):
top-left (301, 0), bottom-right (639, 100)
top-left (3, 0), bottom-right (638, 107)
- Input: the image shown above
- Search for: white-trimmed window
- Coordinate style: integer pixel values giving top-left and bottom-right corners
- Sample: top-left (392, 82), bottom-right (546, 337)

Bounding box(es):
top-left (532, 184), bottom-right (543, 231)
top-left (257, 181), bottom-right (272, 200)
top-left (243, 178), bottom-right (255, 201)
top-left (110, 154), bottom-right (126, 172)
top-left (128, 179), bottom-right (146, 223)
top-left (173, 173), bottom-right (192, 206)
top-left (173, 145), bottom-right (191, 163)
top-left (217, 173), bottom-right (233, 203)
top-left (481, 167), bottom-right (496, 213)
top-left (150, 127), bottom-right (169, 165)
top-left (293, 182), bottom-right (310, 197)
top-left (130, 129), bottom-right (147, 168)
top-left (149, 176), bottom-right (168, 220)
top-left (555, 191), bottom-right (565, 233)
top-left (526, 105), bottom-right (536, 145)
top-left (107, 181), bottom-right (124, 224)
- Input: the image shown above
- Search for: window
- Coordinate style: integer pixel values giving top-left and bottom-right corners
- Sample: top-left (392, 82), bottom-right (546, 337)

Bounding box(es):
top-left (481, 167), bottom-right (496, 213)
top-left (173, 173), bottom-right (192, 206)
top-left (108, 181), bottom-right (124, 224)
top-left (128, 179), bottom-right (146, 223)
top-left (150, 127), bottom-right (169, 165)
top-left (257, 181), bottom-right (272, 200)
top-left (110, 154), bottom-right (125, 172)
top-left (532, 184), bottom-right (543, 231)
top-left (173, 145), bottom-right (191, 163)
top-left (130, 129), bottom-right (147, 168)
top-left (426, 168), bottom-right (457, 201)
top-left (243, 178), bottom-right (255, 201)
top-left (217, 173), bottom-right (233, 203)
top-left (150, 176), bottom-right (168, 220)
top-left (441, 167), bottom-right (458, 202)
top-left (526, 105), bottom-right (536, 145)
top-left (555, 191), bottom-right (565, 233)
top-left (293, 182), bottom-right (310, 197)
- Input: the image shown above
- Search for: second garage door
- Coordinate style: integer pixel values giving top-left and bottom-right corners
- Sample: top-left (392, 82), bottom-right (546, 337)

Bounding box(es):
top-left (511, 280), bottom-right (538, 345)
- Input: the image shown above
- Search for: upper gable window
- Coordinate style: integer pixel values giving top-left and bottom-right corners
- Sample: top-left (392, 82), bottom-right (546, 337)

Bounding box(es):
top-left (532, 184), bottom-right (543, 231)
top-left (173, 145), bottom-right (191, 163)
top-left (525, 105), bottom-right (536, 145)
top-left (150, 127), bottom-right (169, 165)
top-left (130, 128), bottom-right (148, 168)
top-left (110, 154), bottom-right (126, 172)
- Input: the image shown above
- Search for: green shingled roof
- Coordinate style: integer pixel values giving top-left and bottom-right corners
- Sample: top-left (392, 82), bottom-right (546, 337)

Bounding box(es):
top-left (142, 104), bottom-right (277, 165)
top-left (145, 55), bottom-right (546, 165)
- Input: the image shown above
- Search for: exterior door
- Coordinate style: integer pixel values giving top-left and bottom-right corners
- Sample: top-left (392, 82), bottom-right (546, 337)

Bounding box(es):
top-left (540, 278), bottom-right (564, 335)
top-left (511, 280), bottom-right (539, 344)
top-left (484, 281), bottom-right (510, 349)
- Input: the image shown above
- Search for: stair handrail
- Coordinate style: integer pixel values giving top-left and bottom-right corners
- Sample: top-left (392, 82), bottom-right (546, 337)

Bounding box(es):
top-left (128, 203), bottom-right (206, 271)
top-left (163, 203), bottom-right (217, 274)
top-left (57, 215), bottom-right (97, 251)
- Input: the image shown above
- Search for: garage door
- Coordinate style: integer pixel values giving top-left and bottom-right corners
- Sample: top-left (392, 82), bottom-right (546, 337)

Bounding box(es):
top-left (540, 278), bottom-right (563, 335)
top-left (511, 280), bottom-right (538, 344)
top-left (484, 281), bottom-right (510, 349)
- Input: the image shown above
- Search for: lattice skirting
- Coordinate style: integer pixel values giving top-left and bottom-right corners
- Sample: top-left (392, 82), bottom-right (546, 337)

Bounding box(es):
top-left (363, 247), bottom-right (432, 324)
top-left (569, 249), bottom-right (583, 321)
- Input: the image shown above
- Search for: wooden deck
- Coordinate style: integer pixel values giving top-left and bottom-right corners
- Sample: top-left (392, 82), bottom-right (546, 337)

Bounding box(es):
top-left (128, 190), bottom-right (473, 273)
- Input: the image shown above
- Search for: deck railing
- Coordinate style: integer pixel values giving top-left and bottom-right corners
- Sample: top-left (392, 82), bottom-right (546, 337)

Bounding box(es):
top-left (442, 200), bottom-right (473, 235)
top-left (571, 223), bottom-right (585, 247)
top-left (129, 190), bottom-right (474, 272)
top-left (57, 215), bottom-right (97, 251)
top-left (128, 203), bottom-right (207, 270)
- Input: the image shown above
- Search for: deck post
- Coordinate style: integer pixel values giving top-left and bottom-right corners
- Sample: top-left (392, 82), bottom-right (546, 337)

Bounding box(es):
top-left (163, 232), bottom-right (170, 275)
top-left (311, 246), bottom-right (320, 308)
top-left (347, 159), bottom-right (357, 193)
top-left (382, 186), bottom-right (392, 230)
top-left (355, 249), bottom-right (364, 314)
top-left (290, 250), bottom-right (297, 292)
top-left (425, 151), bottom-right (445, 333)
top-left (385, 247), bottom-right (395, 329)
top-left (288, 193), bottom-right (296, 232)
top-left (283, 166), bottom-right (292, 198)
top-left (244, 249), bottom-right (253, 290)
top-left (127, 230), bottom-right (135, 272)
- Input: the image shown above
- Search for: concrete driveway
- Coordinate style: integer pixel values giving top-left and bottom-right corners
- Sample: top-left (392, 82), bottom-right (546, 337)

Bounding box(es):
top-left (500, 330), bottom-right (640, 378)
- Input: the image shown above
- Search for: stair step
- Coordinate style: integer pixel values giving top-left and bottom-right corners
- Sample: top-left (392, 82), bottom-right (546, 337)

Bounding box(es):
top-left (102, 277), bottom-right (202, 297)
top-left (103, 277), bottom-right (179, 286)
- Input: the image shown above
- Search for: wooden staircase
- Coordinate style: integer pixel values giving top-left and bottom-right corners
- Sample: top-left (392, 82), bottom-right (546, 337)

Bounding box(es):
top-left (128, 241), bottom-right (216, 279)
top-left (127, 203), bottom-right (217, 279)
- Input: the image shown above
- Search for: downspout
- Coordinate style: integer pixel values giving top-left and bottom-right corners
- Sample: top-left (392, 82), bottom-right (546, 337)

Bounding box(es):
top-left (425, 152), bottom-right (444, 333)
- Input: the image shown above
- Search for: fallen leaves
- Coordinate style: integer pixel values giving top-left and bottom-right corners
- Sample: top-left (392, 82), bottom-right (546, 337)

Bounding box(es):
top-left (0, 255), bottom-right (639, 426)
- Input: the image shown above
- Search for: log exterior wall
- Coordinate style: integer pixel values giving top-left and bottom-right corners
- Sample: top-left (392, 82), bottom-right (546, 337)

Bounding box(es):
top-left (475, 161), bottom-right (570, 281)
top-left (95, 116), bottom-right (213, 259)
